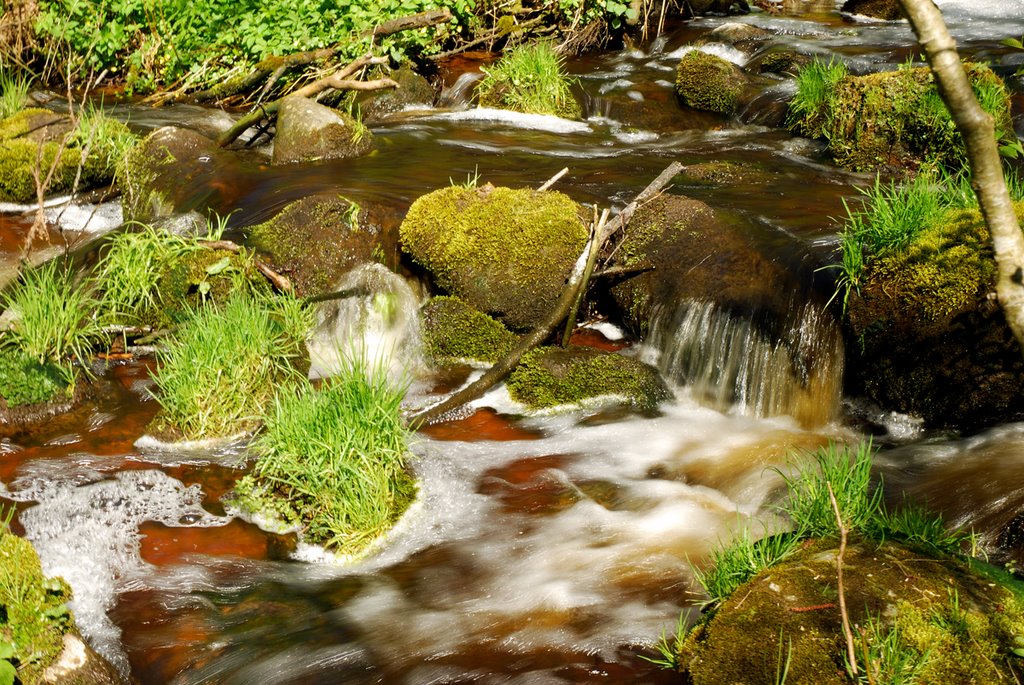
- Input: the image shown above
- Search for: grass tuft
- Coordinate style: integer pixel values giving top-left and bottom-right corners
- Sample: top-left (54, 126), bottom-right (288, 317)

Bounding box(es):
top-left (787, 58), bottom-right (847, 138)
top-left (693, 527), bottom-right (802, 608)
top-left (238, 352), bottom-right (416, 554)
top-left (69, 103), bottom-right (136, 170)
top-left (0, 67), bottom-right (31, 120)
top-left (854, 613), bottom-right (932, 685)
top-left (476, 41), bottom-right (580, 119)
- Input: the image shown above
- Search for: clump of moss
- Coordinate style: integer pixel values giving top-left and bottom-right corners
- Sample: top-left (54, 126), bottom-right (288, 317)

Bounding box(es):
top-left (154, 248), bottom-right (270, 326)
top-left (399, 184), bottom-right (587, 331)
top-left (0, 349), bottom-right (67, 407)
top-left (420, 296), bottom-right (518, 365)
top-left (0, 526), bottom-right (75, 685)
top-left (789, 62), bottom-right (1012, 172)
top-left (506, 346), bottom-right (671, 411)
top-left (674, 51), bottom-right (747, 115)
top-left (476, 41), bottom-right (581, 119)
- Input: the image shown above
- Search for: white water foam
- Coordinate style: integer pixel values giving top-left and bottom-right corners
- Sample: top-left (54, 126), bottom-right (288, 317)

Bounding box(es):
top-left (427, 108), bottom-right (593, 134)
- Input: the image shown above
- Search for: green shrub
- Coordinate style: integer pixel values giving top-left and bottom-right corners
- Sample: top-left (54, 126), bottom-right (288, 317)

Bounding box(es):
top-left (237, 354), bottom-right (415, 554)
top-left (0, 261), bottom-right (106, 386)
top-left (476, 41), bottom-right (581, 119)
top-left (149, 293), bottom-right (311, 440)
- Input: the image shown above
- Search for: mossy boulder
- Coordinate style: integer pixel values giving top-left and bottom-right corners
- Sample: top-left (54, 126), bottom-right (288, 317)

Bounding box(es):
top-left (680, 537), bottom-right (1024, 685)
top-left (399, 184), bottom-right (588, 331)
top-left (841, 0), bottom-right (904, 20)
top-left (675, 51), bottom-right (748, 115)
top-left (0, 349), bottom-right (67, 408)
top-left (119, 126), bottom-right (229, 224)
top-left (151, 248), bottom-right (270, 327)
top-left (790, 63), bottom-right (1011, 172)
top-left (0, 109), bottom-right (128, 204)
top-left (420, 296), bottom-right (518, 365)
top-left (749, 48), bottom-right (810, 75)
top-left (506, 346), bottom-right (671, 411)
top-left (356, 65), bottom-right (435, 124)
top-left (0, 530), bottom-right (122, 684)
top-left (248, 194), bottom-right (382, 297)
top-left (845, 203), bottom-right (1024, 430)
top-left (678, 160), bottom-right (775, 186)
top-left (272, 96), bottom-right (374, 165)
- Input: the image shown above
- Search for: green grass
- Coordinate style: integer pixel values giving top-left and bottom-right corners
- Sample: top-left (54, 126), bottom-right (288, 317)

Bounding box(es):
top-left (0, 67), bottom-right (30, 120)
top-left (692, 527), bottom-right (802, 607)
top-left (0, 261), bottom-right (106, 386)
top-left (639, 611), bottom-right (691, 670)
top-left (854, 614), bottom-right (932, 685)
top-left (69, 103), bottom-right (136, 170)
top-left (476, 41), bottom-right (581, 119)
top-left (787, 58), bottom-right (847, 138)
top-left (238, 353), bottom-right (415, 553)
top-left (150, 293), bottom-right (311, 440)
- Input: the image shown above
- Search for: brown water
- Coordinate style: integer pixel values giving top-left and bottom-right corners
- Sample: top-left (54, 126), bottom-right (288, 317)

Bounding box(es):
top-left (4, 2), bottom-right (1024, 683)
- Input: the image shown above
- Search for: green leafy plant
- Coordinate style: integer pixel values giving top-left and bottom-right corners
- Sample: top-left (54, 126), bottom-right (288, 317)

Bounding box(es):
top-left (476, 41), bottom-right (580, 119)
top-left (236, 352), bottom-right (416, 553)
top-left (150, 292), bottom-right (311, 440)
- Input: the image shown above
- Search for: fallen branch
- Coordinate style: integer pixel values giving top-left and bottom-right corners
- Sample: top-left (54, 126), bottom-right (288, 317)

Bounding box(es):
top-left (407, 162), bottom-right (682, 426)
top-left (216, 54), bottom-right (395, 148)
top-left (198, 238), bottom-right (293, 293)
top-left (362, 9), bottom-right (452, 39)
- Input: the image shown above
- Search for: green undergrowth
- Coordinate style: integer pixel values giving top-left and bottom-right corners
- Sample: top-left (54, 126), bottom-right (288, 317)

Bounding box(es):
top-left (232, 354), bottom-right (416, 555)
top-left (148, 292), bottom-right (311, 441)
top-left (476, 41), bottom-right (581, 119)
top-left (0, 349), bottom-right (67, 408)
top-left (0, 512), bottom-right (75, 685)
top-left (0, 67), bottom-right (30, 120)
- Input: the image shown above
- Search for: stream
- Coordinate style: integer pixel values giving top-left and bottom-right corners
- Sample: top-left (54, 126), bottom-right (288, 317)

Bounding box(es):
top-left (4, 1), bottom-right (1024, 683)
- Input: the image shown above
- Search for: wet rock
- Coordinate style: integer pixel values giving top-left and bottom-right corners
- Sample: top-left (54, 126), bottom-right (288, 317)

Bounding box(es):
top-left (399, 184), bottom-right (588, 331)
top-left (841, 0), bottom-right (905, 20)
top-left (0, 108), bottom-right (128, 204)
top-left (747, 46), bottom-right (810, 75)
top-left (705, 21), bottom-right (772, 48)
top-left (357, 64), bottom-right (435, 124)
top-left (846, 204), bottom-right (1024, 431)
top-left (119, 126), bottom-right (228, 223)
top-left (681, 538), bottom-right (1024, 685)
top-left (247, 193), bottom-right (384, 297)
top-left (272, 96), bottom-right (374, 165)
top-left (675, 51), bottom-right (749, 115)
top-left (505, 346), bottom-right (671, 412)
top-left (678, 160), bottom-right (775, 185)
top-left (41, 632), bottom-right (127, 685)
top-left (0, 350), bottom-right (90, 428)
top-left (420, 295), bottom-right (519, 366)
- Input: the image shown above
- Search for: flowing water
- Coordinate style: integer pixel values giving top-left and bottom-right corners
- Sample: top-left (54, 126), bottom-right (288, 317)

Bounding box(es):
top-left (3, 1), bottom-right (1024, 682)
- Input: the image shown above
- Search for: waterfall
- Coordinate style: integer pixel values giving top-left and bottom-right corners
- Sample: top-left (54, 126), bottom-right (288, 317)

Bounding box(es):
top-left (643, 299), bottom-right (844, 427)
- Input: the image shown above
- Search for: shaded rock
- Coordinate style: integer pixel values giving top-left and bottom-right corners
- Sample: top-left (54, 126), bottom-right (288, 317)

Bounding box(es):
top-left (675, 51), bottom-right (749, 115)
top-left (506, 346), bottom-right (671, 411)
top-left (678, 160), bottom-right (775, 186)
top-left (357, 65), bottom-right (435, 124)
top-left (420, 295), bottom-right (518, 365)
top-left (42, 632), bottom-right (127, 685)
top-left (119, 126), bottom-right (231, 223)
top-left (0, 108), bottom-right (128, 204)
top-left (841, 0), bottom-right (904, 20)
top-left (399, 184), bottom-right (588, 331)
top-left (247, 193), bottom-right (383, 297)
top-left (705, 21), bottom-right (772, 48)
top-left (748, 47), bottom-right (810, 74)
top-left (272, 96), bottom-right (374, 165)
top-left (846, 204), bottom-right (1024, 431)
top-left (681, 538), bottom-right (1024, 685)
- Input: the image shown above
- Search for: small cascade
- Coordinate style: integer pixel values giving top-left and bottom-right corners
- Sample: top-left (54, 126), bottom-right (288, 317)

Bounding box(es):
top-left (306, 263), bottom-right (423, 381)
top-left (644, 299), bottom-right (844, 427)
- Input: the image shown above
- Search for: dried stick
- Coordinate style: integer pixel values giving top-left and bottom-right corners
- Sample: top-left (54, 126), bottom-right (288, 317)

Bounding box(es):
top-left (828, 482), bottom-right (859, 677)
top-left (537, 167), bottom-right (569, 192)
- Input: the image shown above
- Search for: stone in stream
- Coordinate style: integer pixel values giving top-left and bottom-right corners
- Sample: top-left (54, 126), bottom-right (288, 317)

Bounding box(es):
top-left (840, 0), bottom-right (905, 20)
top-left (674, 51), bottom-right (750, 115)
top-left (272, 95), bottom-right (374, 165)
top-left (355, 64), bottom-right (436, 124)
top-left (419, 295), bottom-right (519, 366)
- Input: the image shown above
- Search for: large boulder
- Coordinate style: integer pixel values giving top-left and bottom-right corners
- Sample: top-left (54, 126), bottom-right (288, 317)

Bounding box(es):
top-left (119, 126), bottom-right (232, 224)
top-left (846, 204), bottom-right (1024, 430)
top-left (675, 51), bottom-right (749, 115)
top-left (399, 184), bottom-right (588, 331)
top-left (272, 96), bottom-right (374, 165)
top-left (247, 193), bottom-right (385, 297)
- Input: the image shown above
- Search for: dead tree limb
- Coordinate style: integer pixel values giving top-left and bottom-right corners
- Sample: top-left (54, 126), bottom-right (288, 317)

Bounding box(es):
top-left (362, 9), bottom-right (452, 39)
top-left (407, 162), bottom-right (682, 426)
top-left (216, 55), bottom-right (396, 148)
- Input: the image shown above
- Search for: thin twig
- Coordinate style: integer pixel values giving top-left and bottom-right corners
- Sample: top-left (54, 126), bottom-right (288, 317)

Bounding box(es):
top-left (537, 167), bottom-right (569, 192)
top-left (828, 482), bottom-right (859, 677)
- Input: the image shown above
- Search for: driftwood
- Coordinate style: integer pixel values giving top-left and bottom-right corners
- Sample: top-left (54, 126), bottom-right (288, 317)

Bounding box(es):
top-left (408, 162), bottom-right (682, 426)
top-left (216, 54), bottom-right (396, 148)
top-left (198, 238), bottom-right (293, 293)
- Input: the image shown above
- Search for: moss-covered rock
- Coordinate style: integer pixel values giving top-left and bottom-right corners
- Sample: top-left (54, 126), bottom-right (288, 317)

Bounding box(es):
top-left (841, 0), bottom-right (904, 19)
top-left (506, 346), bottom-right (671, 411)
top-left (750, 48), bottom-right (809, 75)
top-left (119, 126), bottom-right (227, 224)
top-left (151, 248), bottom-right (270, 327)
top-left (248, 194), bottom-right (382, 297)
top-left (400, 184), bottom-right (588, 331)
top-left (420, 296), bottom-right (518, 365)
top-left (705, 22), bottom-right (773, 50)
top-left (675, 51), bottom-right (748, 115)
top-left (790, 63), bottom-right (1012, 172)
top-left (845, 203), bottom-right (1024, 430)
top-left (0, 109), bottom-right (128, 204)
top-left (0, 349), bottom-right (66, 407)
top-left (678, 160), bottom-right (775, 186)
top-left (475, 42), bottom-right (582, 120)
top-left (272, 96), bottom-right (374, 165)
top-left (680, 538), bottom-right (1024, 685)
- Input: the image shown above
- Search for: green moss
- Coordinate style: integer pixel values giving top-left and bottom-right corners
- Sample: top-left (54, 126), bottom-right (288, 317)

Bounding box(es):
top-left (675, 51), bottom-right (747, 115)
top-left (0, 349), bottom-right (67, 407)
top-left (399, 184), bottom-right (587, 330)
top-left (506, 346), bottom-right (671, 411)
top-left (791, 63), bottom-right (1012, 172)
top-left (420, 296), bottom-right (518, 365)
top-left (0, 529), bottom-right (75, 685)
top-left (153, 248), bottom-right (270, 326)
